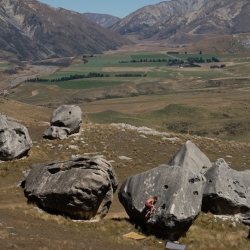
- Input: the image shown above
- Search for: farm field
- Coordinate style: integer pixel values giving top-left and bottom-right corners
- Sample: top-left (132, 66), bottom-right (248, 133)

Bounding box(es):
top-left (25, 52), bottom-right (240, 89)
top-left (0, 63), bottom-right (13, 68)
top-left (169, 53), bottom-right (250, 61)
top-left (9, 51), bottom-right (250, 143)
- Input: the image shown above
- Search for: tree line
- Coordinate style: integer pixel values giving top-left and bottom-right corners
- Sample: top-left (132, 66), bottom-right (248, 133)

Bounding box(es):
top-left (120, 56), bottom-right (220, 65)
top-left (27, 72), bottom-right (110, 83)
top-left (210, 64), bottom-right (226, 69)
top-left (120, 59), bottom-right (169, 63)
top-left (115, 73), bottom-right (146, 77)
top-left (26, 71), bottom-right (147, 83)
top-left (187, 56), bottom-right (220, 64)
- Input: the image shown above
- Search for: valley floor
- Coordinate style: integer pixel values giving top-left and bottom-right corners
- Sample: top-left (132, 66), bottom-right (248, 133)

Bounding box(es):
top-left (1, 44), bottom-right (250, 249)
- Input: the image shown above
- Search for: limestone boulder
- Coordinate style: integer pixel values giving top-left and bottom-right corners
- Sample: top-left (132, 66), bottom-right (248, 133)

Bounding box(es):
top-left (202, 158), bottom-right (250, 224)
top-left (44, 126), bottom-right (70, 140)
top-left (119, 165), bottom-right (206, 240)
top-left (50, 105), bottom-right (82, 134)
top-left (22, 156), bottom-right (118, 220)
top-left (44, 105), bottom-right (82, 139)
top-left (169, 140), bottom-right (211, 174)
top-left (0, 115), bottom-right (32, 161)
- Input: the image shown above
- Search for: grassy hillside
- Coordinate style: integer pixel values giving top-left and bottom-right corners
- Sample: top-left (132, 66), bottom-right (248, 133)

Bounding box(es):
top-left (1, 97), bottom-right (250, 249)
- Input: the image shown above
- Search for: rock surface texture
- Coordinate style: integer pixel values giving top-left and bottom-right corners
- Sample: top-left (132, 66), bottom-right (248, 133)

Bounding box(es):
top-left (44, 105), bottom-right (82, 139)
top-left (168, 140), bottom-right (212, 174)
top-left (44, 126), bottom-right (70, 140)
top-left (0, 115), bottom-right (32, 160)
top-left (23, 156), bottom-right (118, 220)
top-left (202, 158), bottom-right (250, 225)
top-left (119, 164), bottom-right (206, 240)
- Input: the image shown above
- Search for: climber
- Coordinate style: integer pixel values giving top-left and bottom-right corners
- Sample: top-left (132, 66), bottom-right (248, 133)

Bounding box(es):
top-left (145, 197), bottom-right (157, 218)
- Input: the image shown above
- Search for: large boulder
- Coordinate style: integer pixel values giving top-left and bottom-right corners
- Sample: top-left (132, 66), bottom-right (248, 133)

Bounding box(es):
top-left (0, 115), bottom-right (32, 161)
top-left (23, 156), bottom-right (118, 220)
top-left (119, 165), bottom-right (206, 240)
top-left (44, 105), bottom-right (82, 139)
top-left (44, 126), bottom-right (70, 140)
top-left (51, 105), bottom-right (82, 134)
top-left (202, 158), bottom-right (250, 224)
top-left (168, 140), bottom-right (211, 174)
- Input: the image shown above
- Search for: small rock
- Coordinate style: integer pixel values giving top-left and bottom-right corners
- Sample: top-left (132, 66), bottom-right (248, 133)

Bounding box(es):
top-left (119, 156), bottom-right (132, 161)
top-left (69, 145), bottom-right (79, 150)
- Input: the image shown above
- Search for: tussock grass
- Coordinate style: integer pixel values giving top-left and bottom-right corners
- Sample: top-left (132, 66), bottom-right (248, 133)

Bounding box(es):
top-left (22, 205), bottom-right (70, 225)
top-left (0, 230), bottom-right (9, 240)
top-left (0, 165), bottom-right (9, 177)
top-left (1, 107), bottom-right (250, 249)
top-left (181, 213), bottom-right (250, 250)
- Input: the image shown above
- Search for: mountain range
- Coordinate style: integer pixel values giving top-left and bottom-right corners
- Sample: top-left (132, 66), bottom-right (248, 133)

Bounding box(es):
top-left (82, 13), bottom-right (120, 28)
top-left (1, 0), bottom-right (250, 62)
top-left (0, 0), bottom-right (128, 61)
top-left (110, 0), bottom-right (250, 43)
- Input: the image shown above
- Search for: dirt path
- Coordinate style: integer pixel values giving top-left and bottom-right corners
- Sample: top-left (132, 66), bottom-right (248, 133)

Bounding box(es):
top-left (9, 65), bottom-right (59, 88)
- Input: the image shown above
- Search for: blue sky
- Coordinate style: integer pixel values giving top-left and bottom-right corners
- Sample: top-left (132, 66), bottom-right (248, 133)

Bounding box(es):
top-left (39, 0), bottom-right (166, 18)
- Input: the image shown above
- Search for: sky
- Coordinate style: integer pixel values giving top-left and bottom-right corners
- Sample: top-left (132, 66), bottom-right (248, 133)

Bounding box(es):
top-left (39, 0), bottom-right (166, 18)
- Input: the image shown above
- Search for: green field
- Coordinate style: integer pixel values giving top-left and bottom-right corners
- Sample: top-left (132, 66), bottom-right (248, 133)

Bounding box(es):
top-left (167, 53), bottom-right (250, 63)
top-left (131, 53), bottom-right (169, 60)
top-left (166, 54), bottom-right (221, 61)
top-left (28, 78), bottom-right (126, 90)
top-left (105, 62), bottom-right (167, 67)
top-left (0, 63), bottom-right (13, 68)
top-left (25, 52), bottom-right (248, 92)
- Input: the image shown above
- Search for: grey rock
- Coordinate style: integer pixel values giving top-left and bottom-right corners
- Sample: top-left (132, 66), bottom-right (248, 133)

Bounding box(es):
top-left (68, 145), bottom-right (79, 150)
top-left (168, 140), bottom-right (211, 174)
top-left (23, 156), bottom-right (118, 220)
top-left (202, 158), bottom-right (250, 224)
top-left (44, 126), bottom-right (70, 140)
top-left (82, 13), bottom-right (120, 27)
top-left (0, 115), bottom-right (32, 161)
top-left (119, 165), bottom-right (206, 240)
top-left (50, 105), bottom-right (82, 134)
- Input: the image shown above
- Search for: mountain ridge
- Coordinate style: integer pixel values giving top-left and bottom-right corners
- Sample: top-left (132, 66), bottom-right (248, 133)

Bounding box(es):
top-left (82, 12), bottom-right (120, 27)
top-left (0, 0), bottom-right (129, 61)
top-left (110, 0), bottom-right (250, 44)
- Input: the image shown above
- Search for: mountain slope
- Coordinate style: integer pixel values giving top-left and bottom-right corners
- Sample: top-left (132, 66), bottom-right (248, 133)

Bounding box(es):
top-left (109, 0), bottom-right (209, 35)
top-left (146, 0), bottom-right (250, 41)
top-left (0, 0), bottom-right (129, 61)
top-left (110, 0), bottom-right (250, 43)
top-left (83, 13), bottom-right (120, 27)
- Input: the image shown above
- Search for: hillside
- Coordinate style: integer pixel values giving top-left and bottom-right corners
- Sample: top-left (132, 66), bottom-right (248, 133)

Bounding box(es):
top-left (109, 0), bottom-right (209, 36)
top-left (1, 96), bottom-right (250, 249)
top-left (110, 0), bottom-right (250, 44)
top-left (0, 0), bottom-right (129, 61)
top-left (179, 34), bottom-right (250, 54)
top-left (83, 12), bottom-right (120, 27)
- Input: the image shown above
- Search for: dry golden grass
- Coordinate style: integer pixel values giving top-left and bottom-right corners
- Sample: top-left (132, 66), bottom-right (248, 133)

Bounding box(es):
top-left (181, 213), bottom-right (249, 250)
top-left (1, 55), bottom-right (250, 248)
top-left (1, 117), bottom-right (250, 249)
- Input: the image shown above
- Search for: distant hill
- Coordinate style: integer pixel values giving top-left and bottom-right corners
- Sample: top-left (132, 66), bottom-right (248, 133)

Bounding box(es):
top-left (0, 0), bottom-right (129, 61)
top-left (110, 0), bottom-right (209, 36)
top-left (110, 0), bottom-right (250, 44)
top-left (181, 34), bottom-right (250, 54)
top-left (82, 13), bottom-right (120, 28)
